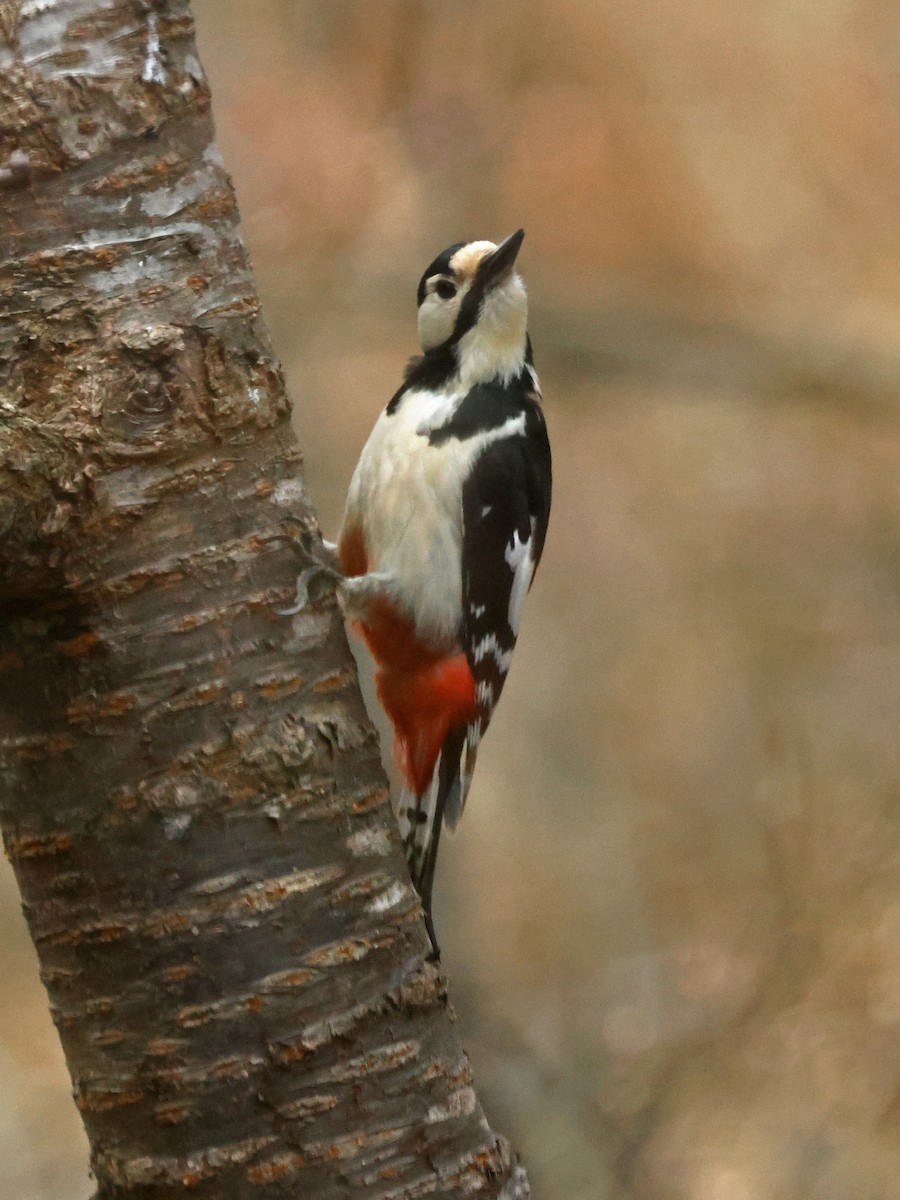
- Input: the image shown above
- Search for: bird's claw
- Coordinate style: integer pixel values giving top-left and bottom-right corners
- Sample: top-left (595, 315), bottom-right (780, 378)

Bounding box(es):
top-left (278, 562), bottom-right (342, 616)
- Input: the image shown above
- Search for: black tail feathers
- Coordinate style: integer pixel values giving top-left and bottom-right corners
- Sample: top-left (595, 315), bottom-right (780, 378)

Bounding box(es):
top-left (401, 726), bottom-right (466, 959)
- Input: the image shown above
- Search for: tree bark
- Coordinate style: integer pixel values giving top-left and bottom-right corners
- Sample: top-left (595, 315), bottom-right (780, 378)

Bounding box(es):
top-left (0, 3), bottom-right (530, 1197)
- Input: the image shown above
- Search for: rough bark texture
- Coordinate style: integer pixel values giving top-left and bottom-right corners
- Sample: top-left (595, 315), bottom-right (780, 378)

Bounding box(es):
top-left (0, 2), bottom-right (530, 1197)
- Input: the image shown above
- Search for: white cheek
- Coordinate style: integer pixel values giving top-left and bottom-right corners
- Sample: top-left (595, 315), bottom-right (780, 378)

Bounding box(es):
top-left (418, 295), bottom-right (457, 351)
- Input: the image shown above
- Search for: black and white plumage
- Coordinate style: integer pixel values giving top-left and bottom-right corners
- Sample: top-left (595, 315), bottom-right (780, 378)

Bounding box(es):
top-left (336, 229), bottom-right (551, 954)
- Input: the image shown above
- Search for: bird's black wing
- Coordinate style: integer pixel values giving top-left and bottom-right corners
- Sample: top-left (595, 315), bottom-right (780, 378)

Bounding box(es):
top-left (408, 377), bottom-right (550, 949)
top-left (446, 391), bottom-right (552, 828)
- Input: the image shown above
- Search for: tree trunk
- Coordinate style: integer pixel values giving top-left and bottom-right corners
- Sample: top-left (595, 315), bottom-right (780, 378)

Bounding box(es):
top-left (0, 3), bottom-right (530, 1197)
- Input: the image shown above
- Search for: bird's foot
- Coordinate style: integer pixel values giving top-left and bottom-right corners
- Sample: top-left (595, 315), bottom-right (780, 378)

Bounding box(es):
top-left (278, 560), bottom-right (343, 615)
top-left (336, 570), bottom-right (395, 620)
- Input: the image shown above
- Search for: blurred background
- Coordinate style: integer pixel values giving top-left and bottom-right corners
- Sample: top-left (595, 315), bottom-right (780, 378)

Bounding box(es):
top-left (4, 1), bottom-right (900, 1196)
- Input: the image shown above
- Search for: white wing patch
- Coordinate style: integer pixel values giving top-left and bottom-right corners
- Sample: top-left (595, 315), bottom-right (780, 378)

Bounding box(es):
top-left (504, 521), bottom-right (536, 635)
top-left (472, 632), bottom-right (514, 672)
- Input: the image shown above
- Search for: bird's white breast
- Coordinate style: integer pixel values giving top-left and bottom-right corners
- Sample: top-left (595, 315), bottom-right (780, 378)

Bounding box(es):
top-left (342, 387), bottom-right (524, 647)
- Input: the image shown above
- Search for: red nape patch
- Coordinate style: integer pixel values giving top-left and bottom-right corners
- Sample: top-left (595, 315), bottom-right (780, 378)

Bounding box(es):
top-left (377, 655), bottom-right (477, 798)
top-left (338, 524), bottom-right (367, 578)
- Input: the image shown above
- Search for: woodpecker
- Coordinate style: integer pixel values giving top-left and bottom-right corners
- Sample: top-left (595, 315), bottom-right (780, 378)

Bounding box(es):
top-left (325, 230), bottom-right (551, 953)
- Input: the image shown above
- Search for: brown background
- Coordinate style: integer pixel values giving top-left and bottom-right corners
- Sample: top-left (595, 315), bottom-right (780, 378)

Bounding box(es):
top-left (3, 2), bottom-right (900, 1197)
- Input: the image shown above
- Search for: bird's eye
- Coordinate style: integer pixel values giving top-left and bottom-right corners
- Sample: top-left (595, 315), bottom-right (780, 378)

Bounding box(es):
top-left (435, 279), bottom-right (457, 300)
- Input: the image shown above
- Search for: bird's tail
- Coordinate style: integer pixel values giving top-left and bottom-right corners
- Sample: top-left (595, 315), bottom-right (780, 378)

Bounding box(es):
top-left (442, 725), bottom-right (479, 831)
top-left (397, 726), bottom-right (467, 954)
top-left (375, 654), bottom-right (476, 954)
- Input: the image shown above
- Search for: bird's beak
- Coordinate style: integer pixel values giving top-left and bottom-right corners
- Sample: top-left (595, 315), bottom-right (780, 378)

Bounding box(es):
top-left (477, 228), bottom-right (525, 291)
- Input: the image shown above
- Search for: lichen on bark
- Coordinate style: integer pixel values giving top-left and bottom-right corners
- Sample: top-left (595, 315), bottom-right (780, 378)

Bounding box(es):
top-left (0, 2), bottom-right (530, 1196)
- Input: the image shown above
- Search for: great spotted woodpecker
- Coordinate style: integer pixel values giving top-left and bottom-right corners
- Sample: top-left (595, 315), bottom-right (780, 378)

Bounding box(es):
top-left (323, 230), bottom-right (551, 953)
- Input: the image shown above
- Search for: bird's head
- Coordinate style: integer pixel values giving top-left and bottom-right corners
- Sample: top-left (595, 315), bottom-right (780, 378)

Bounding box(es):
top-left (416, 229), bottom-right (528, 386)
